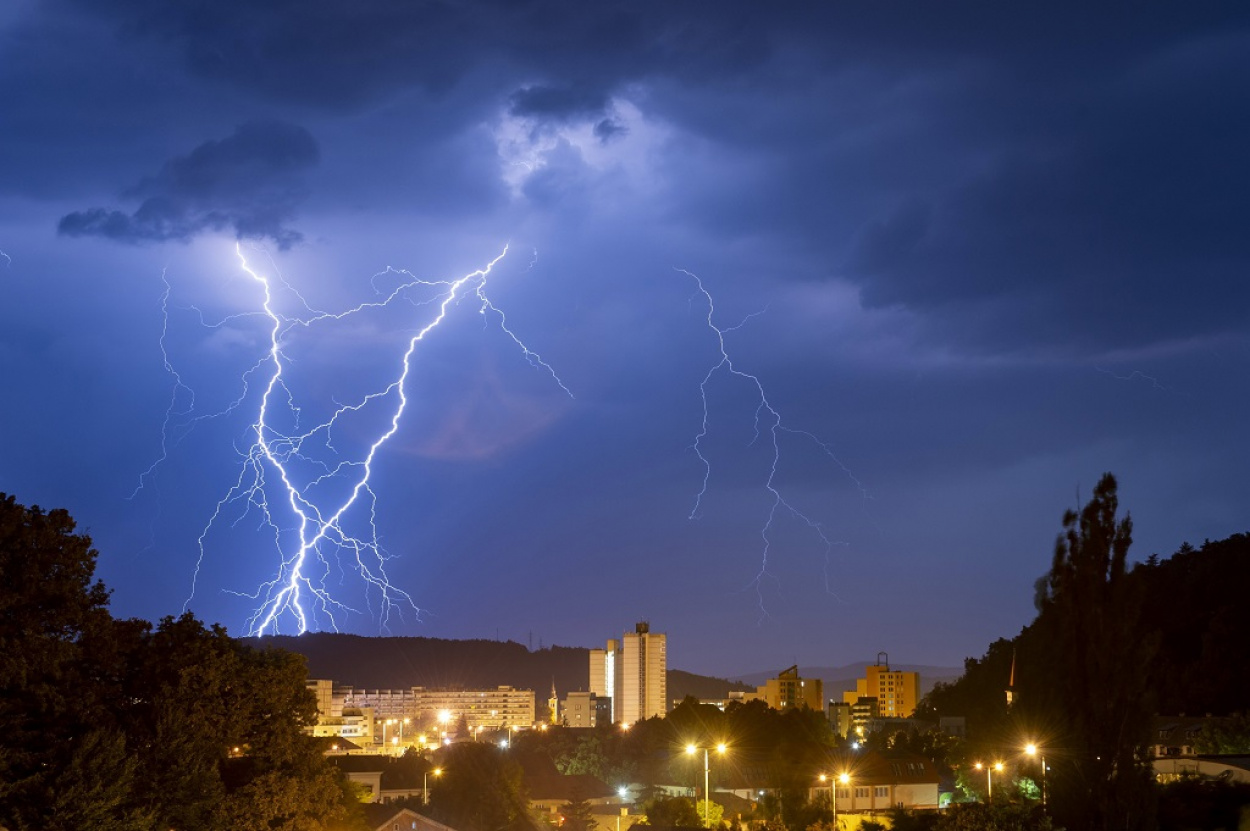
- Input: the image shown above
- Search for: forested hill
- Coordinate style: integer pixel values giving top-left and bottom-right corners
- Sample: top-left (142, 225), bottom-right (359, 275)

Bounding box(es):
top-left (252, 633), bottom-right (751, 701)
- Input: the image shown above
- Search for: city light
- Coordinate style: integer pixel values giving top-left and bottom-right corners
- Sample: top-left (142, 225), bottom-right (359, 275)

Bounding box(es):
top-left (684, 742), bottom-right (728, 828)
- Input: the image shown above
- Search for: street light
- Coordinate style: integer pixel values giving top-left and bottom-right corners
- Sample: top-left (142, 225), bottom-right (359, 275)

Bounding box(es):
top-left (424, 766), bottom-right (442, 806)
top-left (974, 762), bottom-right (1004, 800)
top-left (1025, 743), bottom-right (1046, 807)
top-left (818, 773), bottom-right (848, 828)
top-left (685, 743), bottom-right (727, 828)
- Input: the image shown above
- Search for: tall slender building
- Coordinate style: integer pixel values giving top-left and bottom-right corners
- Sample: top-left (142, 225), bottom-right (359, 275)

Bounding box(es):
top-left (589, 622), bottom-right (667, 724)
top-left (589, 639), bottom-right (618, 721)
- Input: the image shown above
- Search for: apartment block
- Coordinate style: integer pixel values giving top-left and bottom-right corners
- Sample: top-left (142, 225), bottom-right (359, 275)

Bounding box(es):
top-left (842, 654), bottom-right (920, 718)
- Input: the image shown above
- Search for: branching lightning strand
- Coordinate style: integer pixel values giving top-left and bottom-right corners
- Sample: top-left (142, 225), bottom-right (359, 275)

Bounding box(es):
top-left (146, 242), bottom-right (568, 635)
top-left (680, 268), bottom-right (867, 614)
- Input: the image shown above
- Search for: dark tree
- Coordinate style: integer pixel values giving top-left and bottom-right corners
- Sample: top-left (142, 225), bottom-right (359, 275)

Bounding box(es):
top-left (0, 493), bottom-right (365, 831)
top-left (641, 795), bottom-right (700, 829)
top-left (1031, 473), bottom-right (1157, 831)
top-left (559, 787), bottom-right (599, 831)
top-left (427, 742), bottom-right (531, 831)
top-left (933, 802), bottom-right (1054, 831)
top-left (0, 494), bottom-right (148, 830)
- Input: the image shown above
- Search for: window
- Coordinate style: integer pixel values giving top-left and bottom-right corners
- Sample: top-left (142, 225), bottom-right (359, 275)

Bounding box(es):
top-left (854, 787), bottom-right (869, 798)
top-left (874, 786), bottom-right (888, 798)
top-left (836, 788), bottom-right (850, 799)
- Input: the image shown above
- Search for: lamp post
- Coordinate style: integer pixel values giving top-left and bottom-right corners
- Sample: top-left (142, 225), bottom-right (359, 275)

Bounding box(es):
top-left (1025, 743), bottom-right (1046, 807)
top-left (382, 718), bottom-right (395, 748)
top-left (974, 762), bottom-right (1003, 800)
top-left (819, 773), bottom-right (848, 828)
top-left (424, 767), bottom-right (442, 806)
top-left (685, 743), bottom-right (727, 828)
top-left (819, 774), bottom-right (835, 827)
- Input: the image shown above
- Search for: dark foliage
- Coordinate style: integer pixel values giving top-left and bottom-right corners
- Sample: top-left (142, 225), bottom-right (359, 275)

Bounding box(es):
top-left (0, 493), bottom-right (365, 831)
top-left (921, 476), bottom-right (1250, 830)
top-left (1156, 778), bottom-right (1250, 831)
top-left (426, 742), bottom-right (532, 831)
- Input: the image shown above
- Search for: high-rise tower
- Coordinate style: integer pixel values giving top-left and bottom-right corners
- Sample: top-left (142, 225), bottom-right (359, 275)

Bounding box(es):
top-left (589, 622), bottom-right (667, 724)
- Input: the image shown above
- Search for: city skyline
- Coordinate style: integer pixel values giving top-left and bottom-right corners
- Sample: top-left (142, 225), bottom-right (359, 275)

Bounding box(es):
top-left (2, 2), bottom-right (1248, 677)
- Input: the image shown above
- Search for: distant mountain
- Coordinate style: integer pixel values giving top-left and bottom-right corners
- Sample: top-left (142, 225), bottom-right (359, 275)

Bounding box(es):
top-left (729, 663), bottom-right (964, 699)
top-left (253, 633), bottom-right (752, 702)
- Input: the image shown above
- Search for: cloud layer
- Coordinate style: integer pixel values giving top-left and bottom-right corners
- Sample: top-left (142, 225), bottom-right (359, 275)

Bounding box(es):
top-left (59, 120), bottom-right (318, 248)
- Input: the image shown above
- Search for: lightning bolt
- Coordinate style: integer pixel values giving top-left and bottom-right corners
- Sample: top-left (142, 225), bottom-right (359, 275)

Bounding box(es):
top-left (679, 268), bottom-right (868, 615)
top-left (130, 269), bottom-right (197, 500)
top-left (1095, 367), bottom-right (1187, 396)
top-left (0, 249), bottom-right (11, 267)
top-left (147, 242), bottom-right (568, 635)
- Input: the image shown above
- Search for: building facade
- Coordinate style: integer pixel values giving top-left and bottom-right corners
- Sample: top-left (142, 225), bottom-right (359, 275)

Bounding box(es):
top-left (589, 639), bottom-right (618, 721)
top-left (590, 622), bottom-right (667, 724)
top-left (344, 686), bottom-right (536, 734)
top-left (842, 654), bottom-right (920, 718)
top-left (746, 665), bottom-right (824, 711)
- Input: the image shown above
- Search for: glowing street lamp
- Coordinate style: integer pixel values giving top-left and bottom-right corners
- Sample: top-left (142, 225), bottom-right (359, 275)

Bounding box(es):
top-left (818, 773), bottom-right (846, 827)
top-left (424, 766), bottom-right (442, 806)
top-left (973, 761), bottom-right (1004, 799)
top-left (685, 743), bottom-right (727, 828)
top-left (1025, 743), bottom-right (1047, 807)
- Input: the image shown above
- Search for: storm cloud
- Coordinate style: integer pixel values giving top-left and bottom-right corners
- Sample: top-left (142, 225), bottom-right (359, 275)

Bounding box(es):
top-left (59, 120), bottom-right (319, 248)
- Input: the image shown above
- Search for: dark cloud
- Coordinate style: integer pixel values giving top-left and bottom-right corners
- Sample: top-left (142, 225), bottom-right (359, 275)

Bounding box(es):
top-left (509, 84), bottom-right (609, 121)
top-left (61, 0), bottom-right (779, 108)
top-left (838, 35), bottom-right (1250, 352)
top-left (593, 118), bottom-right (627, 141)
top-left (58, 120), bottom-right (318, 248)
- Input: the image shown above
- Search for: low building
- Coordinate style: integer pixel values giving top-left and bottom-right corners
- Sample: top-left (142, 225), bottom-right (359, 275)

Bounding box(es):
top-left (361, 805), bottom-right (460, 831)
top-left (828, 701), bottom-right (852, 739)
top-left (330, 754), bottom-right (440, 804)
top-left (344, 686), bottom-right (536, 736)
top-left (1154, 755), bottom-right (1250, 784)
top-left (515, 751), bottom-right (619, 817)
top-left (815, 750), bottom-right (941, 813)
top-left (848, 697), bottom-right (879, 741)
top-left (1150, 715), bottom-right (1218, 758)
top-left (562, 691), bottom-right (612, 727)
top-left (746, 665), bottom-right (824, 711)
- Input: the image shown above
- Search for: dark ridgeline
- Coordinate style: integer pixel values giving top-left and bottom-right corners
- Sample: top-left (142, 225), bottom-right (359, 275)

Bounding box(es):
top-left (251, 633), bottom-right (751, 701)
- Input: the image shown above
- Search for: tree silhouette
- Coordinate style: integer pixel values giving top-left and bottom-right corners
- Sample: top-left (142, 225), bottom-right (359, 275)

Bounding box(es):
top-left (1032, 473), bottom-right (1157, 831)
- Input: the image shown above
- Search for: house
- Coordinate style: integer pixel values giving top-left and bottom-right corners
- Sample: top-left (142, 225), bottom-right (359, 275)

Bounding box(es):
top-left (362, 805), bottom-right (461, 831)
top-left (1153, 755), bottom-right (1250, 784)
top-left (514, 751), bottom-right (618, 817)
top-left (330, 754), bottom-right (439, 804)
top-left (1150, 715), bottom-right (1218, 758)
top-left (811, 750), bottom-right (941, 813)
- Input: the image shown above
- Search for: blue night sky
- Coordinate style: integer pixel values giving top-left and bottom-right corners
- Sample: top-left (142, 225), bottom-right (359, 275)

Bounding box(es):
top-left (2, 1), bottom-right (1247, 677)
